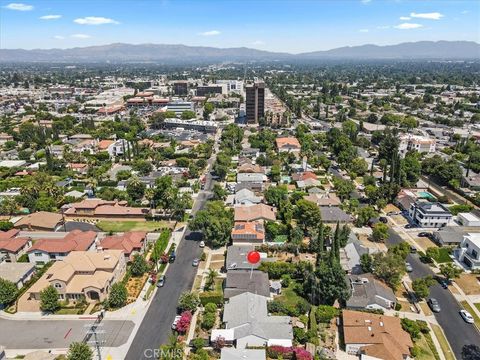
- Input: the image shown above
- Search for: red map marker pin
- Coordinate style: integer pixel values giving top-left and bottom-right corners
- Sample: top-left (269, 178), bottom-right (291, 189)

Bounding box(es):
top-left (247, 251), bottom-right (260, 264)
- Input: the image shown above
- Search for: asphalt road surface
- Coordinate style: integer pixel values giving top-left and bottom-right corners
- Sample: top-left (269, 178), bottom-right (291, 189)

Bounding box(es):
top-left (0, 318), bottom-right (134, 349)
top-left (387, 228), bottom-right (480, 359)
top-left (126, 147), bottom-right (216, 360)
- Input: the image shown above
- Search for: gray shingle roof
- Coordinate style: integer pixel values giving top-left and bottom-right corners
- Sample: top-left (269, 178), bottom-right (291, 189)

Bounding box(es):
top-left (346, 273), bottom-right (396, 310)
top-left (224, 270), bottom-right (270, 299)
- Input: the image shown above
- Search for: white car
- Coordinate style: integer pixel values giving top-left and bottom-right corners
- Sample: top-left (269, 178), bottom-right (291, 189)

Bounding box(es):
top-left (171, 315), bottom-right (181, 330)
top-left (460, 310), bottom-right (475, 324)
top-left (199, 241), bottom-right (205, 248)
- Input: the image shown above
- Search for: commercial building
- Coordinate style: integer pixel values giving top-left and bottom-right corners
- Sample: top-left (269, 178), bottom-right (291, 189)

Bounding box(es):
top-left (173, 81), bottom-right (188, 96)
top-left (246, 82), bottom-right (265, 123)
top-left (196, 85), bottom-right (224, 97)
top-left (166, 101), bottom-right (194, 115)
top-left (163, 118), bottom-right (218, 133)
top-left (216, 80), bottom-right (243, 94)
top-left (457, 212), bottom-right (480, 227)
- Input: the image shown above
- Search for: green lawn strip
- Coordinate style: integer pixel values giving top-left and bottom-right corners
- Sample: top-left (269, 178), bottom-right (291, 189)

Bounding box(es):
top-left (475, 303), bottom-right (480, 312)
top-left (414, 334), bottom-right (437, 360)
top-left (431, 324), bottom-right (455, 360)
top-left (431, 248), bottom-right (452, 263)
top-left (423, 332), bottom-right (441, 360)
top-left (96, 220), bottom-right (172, 232)
top-left (460, 301), bottom-right (480, 328)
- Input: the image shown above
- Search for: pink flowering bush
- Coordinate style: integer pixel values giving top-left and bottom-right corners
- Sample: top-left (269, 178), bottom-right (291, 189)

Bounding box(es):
top-left (267, 346), bottom-right (312, 360)
top-left (175, 311), bottom-right (192, 333)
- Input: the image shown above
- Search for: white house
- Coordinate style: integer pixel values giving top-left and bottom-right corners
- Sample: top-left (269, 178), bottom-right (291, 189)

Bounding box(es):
top-left (456, 233), bottom-right (480, 269)
top-left (107, 139), bottom-right (130, 158)
top-left (457, 213), bottom-right (480, 227)
top-left (399, 134), bottom-right (436, 158)
top-left (408, 201), bottom-right (452, 228)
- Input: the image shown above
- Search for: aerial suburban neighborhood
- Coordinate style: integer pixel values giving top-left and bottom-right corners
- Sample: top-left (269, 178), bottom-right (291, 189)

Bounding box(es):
top-left (0, 1), bottom-right (480, 360)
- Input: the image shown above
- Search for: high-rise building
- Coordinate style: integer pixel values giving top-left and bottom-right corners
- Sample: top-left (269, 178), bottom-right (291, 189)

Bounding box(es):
top-left (173, 81), bottom-right (188, 96)
top-left (246, 82), bottom-right (265, 123)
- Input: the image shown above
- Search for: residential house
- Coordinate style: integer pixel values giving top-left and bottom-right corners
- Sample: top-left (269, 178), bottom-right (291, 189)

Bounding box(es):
top-left (433, 226), bottom-right (473, 246)
top-left (343, 310), bottom-right (413, 359)
top-left (398, 134), bottom-right (436, 157)
top-left (0, 262), bottom-right (35, 289)
top-left (99, 231), bottom-right (147, 260)
top-left (226, 245), bottom-right (268, 271)
top-left (237, 162), bottom-right (264, 174)
top-left (275, 137), bottom-right (301, 153)
top-left (341, 233), bottom-right (376, 274)
top-left (408, 201), bottom-right (452, 228)
top-left (237, 173), bottom-right (267, 184)
top-left (231, 222), bottom-right (265, 244)
top-left (13, 211), bottom-right (63, 231)
top-left (106, 139), bottom-right (130, 158)
top-left (63, 199), bottom-right (148, 220)
top-left (212, 292), bottom-right (293, 348)
top-left (296, 178), bottom-right (321, 189)
top-left (67, 163), bottom-right (89, 175)
top-left (224, 270), bottom-right (270, 299)
top-left (457, 213), bottom-right (480, 227)
top-left (234, 189), bottom-right (262, 206)
top-left (220, 348), bottom-right (266, 360)
top-left (28, 250), bottom-right (126, 303)
top-left (234, 204), bottom-right (276, 222)
top-left (346, 274), bottom-right (396, 311)
top-left (27, 230), bottom-right (97, 265)
top-left (455, 233), bottom-right (480, 269)
top-left (304, 192), bottom-right (341, 207)
top-left (461, 173), bottom-right (480, 191)
top-left (0, 229), bottom-right (31, 262)
top-left (319, 207), bottom-right (354, 224)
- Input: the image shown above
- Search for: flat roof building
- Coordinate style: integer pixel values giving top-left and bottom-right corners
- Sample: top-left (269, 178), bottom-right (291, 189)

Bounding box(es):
top-left (246, 82), bottom-right (265, 124)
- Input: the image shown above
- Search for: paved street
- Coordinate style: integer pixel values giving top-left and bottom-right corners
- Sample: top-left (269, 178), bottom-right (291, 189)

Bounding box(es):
top-left (387, 228), bottom-right (480, 359)
top-left (125, 134), bottom-right (218, 360)
top-left (0, 318), bottom-right (134, 349)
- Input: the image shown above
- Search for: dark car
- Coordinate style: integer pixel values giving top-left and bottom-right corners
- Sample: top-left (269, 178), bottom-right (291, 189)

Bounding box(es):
top-left (427, 298), bottom-right (441, 313)
top-left (418, 232), bottom-right (431, 237)
top-left (410, 246), bottom-right (417, 253)
top-left (169, 251), bottom-right (176, 263)
top-left (379, 217), bottom-right (388, 223)
top-left (436, 277), bottom-right (449, 289)
top-left (405, 223), bottom-right (416, 229)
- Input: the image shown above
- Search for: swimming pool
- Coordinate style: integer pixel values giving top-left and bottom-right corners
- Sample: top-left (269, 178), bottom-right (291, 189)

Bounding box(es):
top-left (418, 191), bottom-right (436, 200)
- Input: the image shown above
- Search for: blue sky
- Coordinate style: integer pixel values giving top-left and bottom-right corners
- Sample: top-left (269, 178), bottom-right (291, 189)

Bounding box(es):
top-left (1, 0), bottom-right (479, 53)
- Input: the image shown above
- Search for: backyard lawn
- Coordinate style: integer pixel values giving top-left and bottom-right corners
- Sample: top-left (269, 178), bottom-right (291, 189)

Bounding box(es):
top-left (277, 282), bottom-right (307, 308)
top-left (96, 220), bottom-right (173, 232)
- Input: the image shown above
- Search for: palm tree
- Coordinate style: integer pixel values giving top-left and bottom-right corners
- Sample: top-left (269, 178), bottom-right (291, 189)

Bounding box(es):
top-left (205, 268), bottom-right (218, 291)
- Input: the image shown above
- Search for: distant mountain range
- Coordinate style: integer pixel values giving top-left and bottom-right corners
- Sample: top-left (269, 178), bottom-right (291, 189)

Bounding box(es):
top-left (1, 41), bottom-right (479, 63)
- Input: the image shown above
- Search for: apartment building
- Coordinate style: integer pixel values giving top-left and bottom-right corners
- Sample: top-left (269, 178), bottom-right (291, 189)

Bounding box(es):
top-left (408, 201), bottom-right (452, 228)
top-left (246, 82), bottom-right (265, 124)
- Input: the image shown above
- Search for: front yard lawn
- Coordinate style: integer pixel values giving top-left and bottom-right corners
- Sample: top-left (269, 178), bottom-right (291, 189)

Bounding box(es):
top-left (96, 220), bottom-right (173, 232)
top-left (456, 274), bottom-right (480, 295)
top-left (414, 333), bottom-right (439, 360)
top-left (431, 324), bottom-right (455, 360)
top-left (429, 247), bottom-right (452, 263)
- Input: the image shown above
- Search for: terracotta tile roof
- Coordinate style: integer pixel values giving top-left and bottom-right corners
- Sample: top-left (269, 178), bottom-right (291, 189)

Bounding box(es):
top-left (231, 221), bottom-right (265, 241)
top-left (14, 211), bottom-right (63, 230)
top-left (234, 204), bottom-right (276, 222)
top-left (343, 310), bottom-right (412, 360)
top-left (28, 230), bottom-right (97, 254)
top-left (0, 236), bottom-right (29, 253)
top-left (100, 231), bottom-right (147, 255)
top-left (275, 137), bottom-right (301, 149)
top-left (98, 139), bottom-right (114, 150)
top-left (292, 171), bottom-right (317, 182)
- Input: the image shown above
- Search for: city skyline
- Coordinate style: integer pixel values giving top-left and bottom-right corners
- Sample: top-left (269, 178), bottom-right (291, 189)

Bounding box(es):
top-left (1, 0), bottom-right (479, 53)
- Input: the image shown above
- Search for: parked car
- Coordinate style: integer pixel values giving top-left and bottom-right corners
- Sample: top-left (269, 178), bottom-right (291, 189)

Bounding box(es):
top-left (157, 275), bottom-right (165, 287)
top-left (460, 310), bottom-right (475, 324)
top-left (437, 277), bottom-right (449, 289)
top-left (379, 217), bottom-right (388, 223)
top-left (169, 251), bottom-right (176, 263)
top-left (410, 246), bottom-right (417, 253)
top-left (405, 262), bottom-right (413, 272)
top-left (405, 223), bottom-right (416, 229)
top-left (171, 315), bottom-right (181, 330)
top-left (418, 232), bottom-right (432, 237)
top-left (387, 211), bottom-right (400, 216)
top-left (192, 258), bottom-right (200, 266)
top-left (199, 241), bottom-right (205, 248)
top-left (427, 298), bottom-right (441, 313)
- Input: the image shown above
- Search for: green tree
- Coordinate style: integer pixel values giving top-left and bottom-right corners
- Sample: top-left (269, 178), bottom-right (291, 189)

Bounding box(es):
top-left (360, 253), bottom-right (373, 273)
top-left (315, 305), bottom-right (340, 323)
top-left (181, 110), bottom-right (196, 120)
top-left (294, 199), bottom-right (322, 232)
top-left (67, 342), bottom-right (93, 360)
top-left (0, 278), bottom-right (17, 306)
top-left (265, 185), bottom-right (288, 207)
top-left (372, 223), bottom-right (389, 242)
top-left (40, 285), bottom-right (60, 312)
top-left (439, 263), bottom-right (462, 281)
top-left (131, 254), bottom-right (148, 276)
top-left (126, 177), bottom-right (146, 201)
top-left (412, 276), bottom-right (435, 299)
top-left (189, 201), bottom-right (233, 248)
top-left (356, 206), bottom-right (378, 227)
top-left (372, 252), bottom-right (405, 290)
top-left (203, 102), bottom-right (214, 120)
top-left (108, 283), bottom-right (128, 308)
top-left (178, 291), bottom-right (200, 313)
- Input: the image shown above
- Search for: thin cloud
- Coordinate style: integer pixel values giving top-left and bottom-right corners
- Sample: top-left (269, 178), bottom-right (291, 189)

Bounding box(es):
top-left (252, 40), bottom-right (265, 45)
top-left (410, 12), bottom-right (444, 20)
top-left (394, 23), bottom-right (423, 30)
top-left (40, 14), bottom-right (62, 20)
top-left (53, 35), bottom-right (65, 40)
top-left (399, 16), bottom-right (411, 21)
top-left (461, 10), bottom-right (469, 14)
top-left (360, 0), bottom-right (371, 4)
top-left (359, 29), bottom-right (369, 33)
top-left (71, 34), bottom-right (91, 39)
top-left (74, 16), bottom-right (120, 25)
top-left (199, 30), bottom-right (221, 36)
top-left (4, 3), bottom-right (33, 11)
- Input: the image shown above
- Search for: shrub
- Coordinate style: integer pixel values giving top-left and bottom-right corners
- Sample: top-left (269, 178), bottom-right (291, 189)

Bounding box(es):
top-left (176, 311), bottom-right (192, 333)
top-left (316, 305), bottom-right (339, 323)
top-left (416, 320), bottom-right (430, 334)
top-left (108, 283), bottom-right (128, 308)
top-left (201, 312), bottom-right (216, 330)
top-left (178, 291), bottom-right (200, 312)
top-left (191, 338), bottom-right (204, 351)
top-left (394, 303), bottom-right (402, 311)
top-left (204, 302), bottom-right (217, 313)
top-left (199, 292), bottom-right (223, 306)
top-left (401, 318), bottom-right (421, 339)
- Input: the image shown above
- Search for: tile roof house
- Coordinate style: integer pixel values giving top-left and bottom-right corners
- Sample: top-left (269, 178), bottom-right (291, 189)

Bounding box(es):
top-left (27, 230), bottom-right (98, 265)
top-left (234, 204), bottom-right (276, 222)
top-left (13, 211), bottom-right (64, 231)
top-left (275, 137), bottom-right (301, 153)
top-left (0, 262), bottom-right (35, 289)
top-left (212, 292), bottom-right (293, 349)
top-left (231, 222), bottom-right (265, 244)
top-left (63, 199), bottom-right (149, 219)
top-left (237, 163), bottom-right (265, 174)
top-left (292, 171), bottom-right (318, 182)
top-left (346, 273), bottom-right (396, 311)
top-left (0, 229), bottom-right (31, 262)
top-left (99, 231), bottom-right (147, 260)
top-left (28, 250), bottom-right (126, 303)
top-left (296, 178), bottom-right (321, 189)
top-left (224, 270), bottom-right (270, 299)
top-left (342, 310), bottom-right (413, 360)
top-left (304, 193), bottom-right (342, 207)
